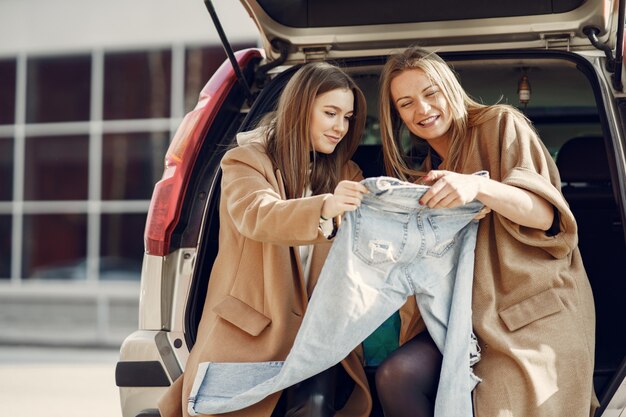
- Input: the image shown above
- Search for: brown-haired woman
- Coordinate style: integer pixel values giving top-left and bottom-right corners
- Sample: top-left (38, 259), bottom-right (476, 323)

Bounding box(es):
top-left (158, 62), bottom-right (371, 417)
top-left (375, 46), bottom-right (597, 417)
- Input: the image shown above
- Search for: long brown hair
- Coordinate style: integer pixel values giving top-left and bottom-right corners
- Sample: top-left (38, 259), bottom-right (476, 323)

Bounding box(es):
top-left (379, 47), bottom-right (516, 180)
top-left (261, 62), bottom-right (366, 198)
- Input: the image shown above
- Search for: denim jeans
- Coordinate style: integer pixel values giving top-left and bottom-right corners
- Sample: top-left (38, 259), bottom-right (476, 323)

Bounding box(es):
top-left (188, 175), bottom-right (486, 417)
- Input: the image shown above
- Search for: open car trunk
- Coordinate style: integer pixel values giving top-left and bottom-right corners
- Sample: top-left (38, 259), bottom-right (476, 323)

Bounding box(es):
top-left (188, 48), bottom-right (626, 416)
top-left (182, 2), bottom-right (626, 415)
top-left (116, 2), bottom-right (626, 417)
top-left (241, 0), bottom-right (620, 62)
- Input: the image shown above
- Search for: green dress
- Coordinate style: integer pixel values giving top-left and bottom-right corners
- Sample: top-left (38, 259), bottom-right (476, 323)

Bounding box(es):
top-left (361, 310), bottom-right (401, 366)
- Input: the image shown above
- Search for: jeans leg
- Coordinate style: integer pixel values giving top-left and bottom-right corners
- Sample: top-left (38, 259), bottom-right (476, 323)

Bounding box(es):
top-left (189, 213), bottom-right (415, 415)
top-left (414, 223), bottom-right (479, 417)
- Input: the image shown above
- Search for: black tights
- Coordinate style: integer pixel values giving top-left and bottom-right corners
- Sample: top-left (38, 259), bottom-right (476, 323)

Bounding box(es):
top-left (375, 331), bottom-right (442, 417)
top-left (271, 363), bottom-right (354, 417)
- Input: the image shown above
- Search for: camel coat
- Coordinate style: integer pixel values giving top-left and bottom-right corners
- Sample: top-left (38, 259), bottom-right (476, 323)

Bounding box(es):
top-left (455, 107), bottom-right (598, 417)
top-left (158, 128), bottom-right (422, 417)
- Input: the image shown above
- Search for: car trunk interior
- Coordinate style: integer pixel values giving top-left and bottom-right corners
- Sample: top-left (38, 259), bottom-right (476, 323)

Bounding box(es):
top-left (252, 0), bottom-right (586, 27)
top-left (188, 50), bottom-right (626, 415)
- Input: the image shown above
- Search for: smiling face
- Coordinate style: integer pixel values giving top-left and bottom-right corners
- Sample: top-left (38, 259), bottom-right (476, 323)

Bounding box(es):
top-left (390, 68), bottom-right (453, 152)
top-left (309, 88), bottom-right (355, 154)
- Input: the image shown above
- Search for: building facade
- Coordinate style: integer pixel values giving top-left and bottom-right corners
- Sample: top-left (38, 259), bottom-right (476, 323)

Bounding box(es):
top-left (0, 0), bottom-right (259, 346)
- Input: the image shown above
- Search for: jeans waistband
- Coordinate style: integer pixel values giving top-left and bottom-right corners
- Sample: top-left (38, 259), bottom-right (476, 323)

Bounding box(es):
top-left (360, 172), bottom-right (488, 212)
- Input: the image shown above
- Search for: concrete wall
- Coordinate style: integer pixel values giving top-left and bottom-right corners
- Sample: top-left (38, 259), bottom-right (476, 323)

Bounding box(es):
top-left (0, 283), bottom-right (140, 347)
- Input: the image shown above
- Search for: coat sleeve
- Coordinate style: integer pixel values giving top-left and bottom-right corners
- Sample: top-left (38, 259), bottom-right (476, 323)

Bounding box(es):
top-left (494, 110), bottom-right (578, 258)
top-left (220, 144), bottom-right (332, 245)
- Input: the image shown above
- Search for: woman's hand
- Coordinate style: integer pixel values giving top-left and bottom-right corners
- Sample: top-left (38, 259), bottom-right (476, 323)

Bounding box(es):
top-left (473, 206), bottom-right (492, 220)
top-left (419, 170), bottom-right (484, 209)
top-left (321, 180), bottom-right (369, 219)
top-left (419, 169), bottom-right (554, 230)
top-left (419, 170), bottom-right (491, 220)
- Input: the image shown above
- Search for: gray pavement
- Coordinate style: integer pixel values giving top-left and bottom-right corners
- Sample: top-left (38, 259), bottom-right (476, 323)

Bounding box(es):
top-left (0, 345), bottom-right (123, 417)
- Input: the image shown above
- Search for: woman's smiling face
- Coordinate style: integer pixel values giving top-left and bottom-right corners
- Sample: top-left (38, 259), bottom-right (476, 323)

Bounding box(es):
top-left (391, 69), bottom-right (453, 148)
top-left (309, 88), bottom-right (354, 154)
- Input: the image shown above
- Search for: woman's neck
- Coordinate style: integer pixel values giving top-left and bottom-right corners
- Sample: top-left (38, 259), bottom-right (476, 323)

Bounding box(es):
top-left (427, 138), bottom-right (449, 162)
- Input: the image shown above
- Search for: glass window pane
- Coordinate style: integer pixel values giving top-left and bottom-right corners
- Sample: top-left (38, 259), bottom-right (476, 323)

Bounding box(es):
top-left (23, 213), bottom-right (87, 280)
top-left (24, 135), bottom-right (88, 201)
top-left (0, 138), bottom-right (13, 201)
top-left (26, 55), bottom-right (91, 123)
top-left (102, 131), bottom-right (168, 200)
top-left (0, 215), bottom-right (10, 279)
top-left (100, 213), bottom-right (145, 281)
top-left (0, 59), bottom-right (16, 125)
top-left (184, 44), bottom-right (255, 113)
top-left (104, 50), bottom-right (172, 120)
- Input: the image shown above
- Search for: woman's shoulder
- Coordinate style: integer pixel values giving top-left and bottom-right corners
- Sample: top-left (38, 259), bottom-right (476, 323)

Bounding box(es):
top-left (235, 126), bottom-right (269, 146)
top-left (224, 141), bottom-right (266, 162)
top-left (225, 126), bottom-right (270, 157)
top-left (222, 134), bottom-right (272, 172)
top-left (470, 104), bottom-right (531, 130)
top-left (342, 159), bottom-right (365, 181)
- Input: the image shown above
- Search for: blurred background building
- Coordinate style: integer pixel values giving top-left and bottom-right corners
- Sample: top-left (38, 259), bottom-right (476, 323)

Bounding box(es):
top-left (0, 0), bottom-right (259, 347)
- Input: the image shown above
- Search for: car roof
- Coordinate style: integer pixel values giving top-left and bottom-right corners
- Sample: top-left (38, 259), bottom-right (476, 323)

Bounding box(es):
top-left (239, 0), bottom-right (620, 63)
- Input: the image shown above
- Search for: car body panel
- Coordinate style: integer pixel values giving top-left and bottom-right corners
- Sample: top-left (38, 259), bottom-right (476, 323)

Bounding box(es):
top-left (144, 49), bottom-right (262, 256)
top-left (117, 2), bottom-right (626, 416)
top-left (117, 330), bottom-right (173, 417)
top-left (240, 0), bottom-right (620, 62)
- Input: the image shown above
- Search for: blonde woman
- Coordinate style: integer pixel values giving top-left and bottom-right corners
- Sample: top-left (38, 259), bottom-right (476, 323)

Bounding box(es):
top-left (158, 62), bottom-right (371, 417)
top-left (376, 46), bottom-right (597, 417)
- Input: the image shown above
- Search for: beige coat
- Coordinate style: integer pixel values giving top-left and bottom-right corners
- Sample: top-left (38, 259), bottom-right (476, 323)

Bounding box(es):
top-left (159, 129), bottom-right (422, 417)
top-left (456, 108), bottom-right (598, 417)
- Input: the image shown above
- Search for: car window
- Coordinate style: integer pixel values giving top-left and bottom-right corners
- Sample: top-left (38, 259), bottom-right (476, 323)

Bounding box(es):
top-left (456, 59), bottom-right (600, 159)
top-left (349, 57), bottom-right (601, 160)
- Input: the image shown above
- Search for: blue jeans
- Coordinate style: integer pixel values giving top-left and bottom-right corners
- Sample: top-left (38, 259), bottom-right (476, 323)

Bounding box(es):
top-left (189, 175), bottom-right (486, 417)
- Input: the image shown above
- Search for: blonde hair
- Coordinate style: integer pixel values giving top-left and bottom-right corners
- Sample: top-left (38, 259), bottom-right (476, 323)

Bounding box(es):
top-left (379, 46), bottom-right (516, 180)
top-left (261, 62), bottom-right (366, 198)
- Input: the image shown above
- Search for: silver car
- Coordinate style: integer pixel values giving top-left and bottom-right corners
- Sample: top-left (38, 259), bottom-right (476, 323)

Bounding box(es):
top-left (116, 1), bottom-right (626, 416)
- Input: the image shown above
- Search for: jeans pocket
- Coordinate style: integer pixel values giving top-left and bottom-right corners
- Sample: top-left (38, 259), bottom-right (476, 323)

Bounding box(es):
top-left (425, 212), bottom-right (473, 257)
top-left (353, 205), bottom-right (409, 265)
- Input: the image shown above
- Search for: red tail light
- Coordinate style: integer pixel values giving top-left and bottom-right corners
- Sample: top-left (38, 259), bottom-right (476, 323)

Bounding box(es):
top-left (144, 48), bottom-right (262, 256)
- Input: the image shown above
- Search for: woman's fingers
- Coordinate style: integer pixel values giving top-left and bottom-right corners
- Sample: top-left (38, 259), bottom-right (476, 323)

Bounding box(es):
top-left (337, 195), bottom-right (363, 208)
top-left (420, 171), bottom-right (480, 208)
top-left (322, 181), bottom-right (369, 219)
top-left (336, 180), bottom-right (368, 195)
top-left (335, 180), bottom-right (368, 202)
top-left (421, 170), bottom-right (450, 185)
top-left (473, 206), bottom-right (492, 220)
top-left (432, 191), bottom-right (459, 208)
top-left (420, 171), bottom-right (452, 207)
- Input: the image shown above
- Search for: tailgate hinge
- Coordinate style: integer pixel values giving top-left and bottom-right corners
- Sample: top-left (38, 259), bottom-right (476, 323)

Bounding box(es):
top-left (540, 32), bottom-right (573, 51)
top-left (303, 46), bottom-right (330, 62)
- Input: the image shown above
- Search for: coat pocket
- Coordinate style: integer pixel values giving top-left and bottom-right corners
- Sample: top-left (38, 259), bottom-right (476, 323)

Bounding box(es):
top-left (213, 295), bottom-right (271, 336)
top-left (498, 288), bottom-right (563, 332)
